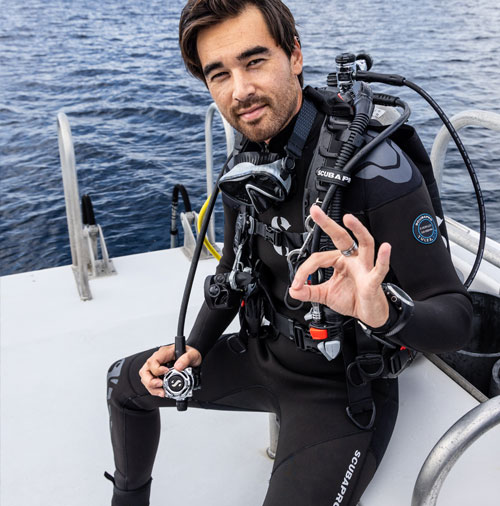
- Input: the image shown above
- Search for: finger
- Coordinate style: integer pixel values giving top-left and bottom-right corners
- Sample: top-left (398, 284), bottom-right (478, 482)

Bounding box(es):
top-left (139, 367), bottom-right (166, 396)
top-left (139, 364), bottom-right (164, 385)
top-left (149, 360), bottom-right (169, 377)
top-left (291, 250), bottom-right (341, 289)
top-left (139, 365), bottom-right (155, 385)
top-left (146, 377), bottom-right (165, 392)
top-left (174, 348), bottom-right (202, 371)
top-left (147, 386), bottom-right (166, 398)
top-left (372, 242), bottom-right (392, 283)
top-left (309, 205), bottom-right (354, 251)
top-left (289, 281), bottom-right (326, 304)
top-left (149, 346), bottom-right (175, 376)
top-left (342, 214), bottom-right (374, 266)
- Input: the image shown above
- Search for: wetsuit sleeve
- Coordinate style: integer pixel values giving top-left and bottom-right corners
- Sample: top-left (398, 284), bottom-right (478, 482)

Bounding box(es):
top-left (186, 203), bottom-right (240, 357)
top-left (365, 181), bottom-right (473, 353)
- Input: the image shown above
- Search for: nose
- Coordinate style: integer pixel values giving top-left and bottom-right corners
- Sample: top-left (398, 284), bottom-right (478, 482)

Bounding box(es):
top-left (232, 70), bottom-right (256, 103)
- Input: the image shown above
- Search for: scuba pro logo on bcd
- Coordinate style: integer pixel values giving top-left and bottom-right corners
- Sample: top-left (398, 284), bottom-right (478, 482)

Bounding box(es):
top-left (412, 213), bottom-right (438, 244)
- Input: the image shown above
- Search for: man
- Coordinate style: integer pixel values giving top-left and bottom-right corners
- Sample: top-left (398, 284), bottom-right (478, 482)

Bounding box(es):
top-left (106, 1), bottom-right (472, 505)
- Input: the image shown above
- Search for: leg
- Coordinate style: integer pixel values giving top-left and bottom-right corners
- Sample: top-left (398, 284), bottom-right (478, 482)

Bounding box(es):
top-left (106, 334), bottom-right (278, 505)
top-left (260, 365), bottom-right (398, 506)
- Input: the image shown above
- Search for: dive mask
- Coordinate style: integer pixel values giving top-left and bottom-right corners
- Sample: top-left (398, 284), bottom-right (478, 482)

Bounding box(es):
top-left (218, 151), bottom-right (295, 214)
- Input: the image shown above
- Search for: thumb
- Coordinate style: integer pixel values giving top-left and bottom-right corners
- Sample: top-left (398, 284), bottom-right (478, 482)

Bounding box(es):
top-left (174, 348), bottom-right (201, 370)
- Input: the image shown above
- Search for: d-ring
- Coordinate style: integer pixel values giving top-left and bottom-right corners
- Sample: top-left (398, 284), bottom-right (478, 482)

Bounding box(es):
top-left (341, 241), bottom-right (358, 257)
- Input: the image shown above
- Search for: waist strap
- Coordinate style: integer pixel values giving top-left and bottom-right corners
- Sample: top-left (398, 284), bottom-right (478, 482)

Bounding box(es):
top-left (265, 308), bottom-right (320, 352)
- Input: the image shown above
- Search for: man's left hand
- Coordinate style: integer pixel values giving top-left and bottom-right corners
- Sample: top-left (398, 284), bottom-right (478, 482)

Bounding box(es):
top-left (289, 205), bottom-right (391, 328)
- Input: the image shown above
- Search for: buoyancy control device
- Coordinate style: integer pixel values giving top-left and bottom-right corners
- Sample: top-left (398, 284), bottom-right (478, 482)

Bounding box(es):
top-left (168, 53), bottom-right (486, 420)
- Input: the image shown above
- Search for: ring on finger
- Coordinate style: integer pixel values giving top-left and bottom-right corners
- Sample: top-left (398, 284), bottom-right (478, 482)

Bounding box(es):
top-left (341, 241), bottom-right (358, 257)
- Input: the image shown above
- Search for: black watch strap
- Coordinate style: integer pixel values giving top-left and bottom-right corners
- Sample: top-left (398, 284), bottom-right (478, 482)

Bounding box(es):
top-left (358, 283), bottom-right (414, 342)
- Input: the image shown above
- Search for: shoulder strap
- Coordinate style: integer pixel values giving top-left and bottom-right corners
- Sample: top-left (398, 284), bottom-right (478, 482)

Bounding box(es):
top-left (286, 98), bottom-right (318, 160)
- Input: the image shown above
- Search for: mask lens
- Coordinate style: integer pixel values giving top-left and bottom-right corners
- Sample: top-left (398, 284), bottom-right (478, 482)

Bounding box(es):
top-left (219, 158), bottom-right (291, 213)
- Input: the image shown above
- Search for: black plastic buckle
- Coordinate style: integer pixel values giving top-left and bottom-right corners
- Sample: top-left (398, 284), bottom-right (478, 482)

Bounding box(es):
top-left (288, 320), bottom-right (306, 350)
top-left (346, 400), bottom-right (376, 431)
top-left (347, 353), bottom-right (385, 387)
top-left (282, 154), bottom-right (296, 174)
top-left (387, 348), bottom-right (414, 378)
top-left (226, 333), bottom-right (248, 355)
top-left (264, 225), bottom-right (282, 247)
top-left (286, 320), bottom-right (318, 352)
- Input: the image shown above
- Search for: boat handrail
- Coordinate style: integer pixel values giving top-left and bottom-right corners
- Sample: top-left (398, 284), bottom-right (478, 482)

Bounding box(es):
top-left (204, 103), bottom-right (234, 243)
top-left (411, 395), bottom-right (500, 506)
top-left (446, 216), bottom-right (500, 269)
top-left (57, 112), bottom-right (92, 301)
top-left (430, 110), bottom-right (500, 269)
top-left (430, 109), bottom-right (500, 191)
top-left (57, 112), bottom-right (116, 300)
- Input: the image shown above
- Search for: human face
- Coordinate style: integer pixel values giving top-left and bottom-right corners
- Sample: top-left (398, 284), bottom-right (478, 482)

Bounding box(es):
top-left (196, 5), bottom-right (303, 143)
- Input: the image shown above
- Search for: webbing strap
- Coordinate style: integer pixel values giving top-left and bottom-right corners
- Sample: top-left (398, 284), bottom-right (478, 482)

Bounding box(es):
top-left (286, 98), bottom-right (317, 159)
top-left (249, 217), bottom-right (307, 249)
top-left (341, 322), bottom-right (380, 431)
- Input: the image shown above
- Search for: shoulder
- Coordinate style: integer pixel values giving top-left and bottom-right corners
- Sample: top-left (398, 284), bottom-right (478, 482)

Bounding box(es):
top-left (347, 133), bottom-right (423, 210)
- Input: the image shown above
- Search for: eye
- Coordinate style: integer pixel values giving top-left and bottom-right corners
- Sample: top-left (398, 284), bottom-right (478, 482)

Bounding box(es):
top-left (210, 71), bottom-right (228, 82)
top-left (248, 58), bottom-right (265, 67)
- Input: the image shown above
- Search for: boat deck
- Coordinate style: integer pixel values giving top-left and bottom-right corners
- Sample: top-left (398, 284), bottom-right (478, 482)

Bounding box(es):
top-left (1, 247), bottom-right (500, 505)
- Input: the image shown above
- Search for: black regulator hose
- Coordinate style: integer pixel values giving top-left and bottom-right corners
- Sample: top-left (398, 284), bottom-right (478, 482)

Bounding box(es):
top-left (306, 82), bottom-right (373, 333)
top-left (341, 96), bottom-right (411, 177)
top-left (356, 70), bottom-right (486, 289)
top-left (300, 91), bottom-right (411, 320)
top-left (311, 82), bottom-right (374, 256)
top-left (176, 158), bottom-right (229, 339)
top-left (307, 92), bottom-right (410, 269)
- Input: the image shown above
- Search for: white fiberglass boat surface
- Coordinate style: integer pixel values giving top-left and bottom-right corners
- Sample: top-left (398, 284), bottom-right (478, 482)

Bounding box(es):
top-left (2, 242), bottom-right (499, 506)
top-left (1, 109), bottom-right (500, 506)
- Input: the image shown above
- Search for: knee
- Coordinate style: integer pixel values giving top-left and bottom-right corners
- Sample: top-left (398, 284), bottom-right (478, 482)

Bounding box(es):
top-left (107, 358), bottom-right (127, 407)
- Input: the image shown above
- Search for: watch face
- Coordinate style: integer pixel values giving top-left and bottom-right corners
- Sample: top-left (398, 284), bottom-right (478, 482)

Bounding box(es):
top-left (387, 284), bottom-right (414, 306)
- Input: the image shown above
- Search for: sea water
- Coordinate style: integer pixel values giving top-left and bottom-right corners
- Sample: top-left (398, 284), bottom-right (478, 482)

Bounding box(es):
top-left (1, 0), bottom-right (499, 275)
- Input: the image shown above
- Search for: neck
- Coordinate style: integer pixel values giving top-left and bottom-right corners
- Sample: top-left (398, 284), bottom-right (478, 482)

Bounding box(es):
top-left (264, 87), bottom-right (303, 144)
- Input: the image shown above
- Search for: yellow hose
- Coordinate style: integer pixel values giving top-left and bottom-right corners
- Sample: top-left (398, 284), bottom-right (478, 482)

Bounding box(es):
top-left (197, 196), bottom-right (221, 261)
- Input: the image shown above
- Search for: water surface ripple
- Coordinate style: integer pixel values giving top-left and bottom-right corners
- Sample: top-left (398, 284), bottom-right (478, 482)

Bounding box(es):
top-left (1, 0), bottom-right (499, 275)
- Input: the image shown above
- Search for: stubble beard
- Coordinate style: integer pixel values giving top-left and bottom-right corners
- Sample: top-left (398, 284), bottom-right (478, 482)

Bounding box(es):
top-left (228, 78), bottom-right (300, 143)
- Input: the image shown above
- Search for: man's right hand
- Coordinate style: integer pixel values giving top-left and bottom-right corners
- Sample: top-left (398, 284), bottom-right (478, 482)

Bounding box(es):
top-left (139, 344), bottom-right (202, 397)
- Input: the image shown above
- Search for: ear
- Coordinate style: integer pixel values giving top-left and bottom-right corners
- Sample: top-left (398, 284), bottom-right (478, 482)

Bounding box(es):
top-left (290, 36), bottom-right (303, 76)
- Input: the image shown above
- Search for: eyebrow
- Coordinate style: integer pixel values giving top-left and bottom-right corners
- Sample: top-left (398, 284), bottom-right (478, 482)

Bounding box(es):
top-left (202, 46), bottom-right (271, 78)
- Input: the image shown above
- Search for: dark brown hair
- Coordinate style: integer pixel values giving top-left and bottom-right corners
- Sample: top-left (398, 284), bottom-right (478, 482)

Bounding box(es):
top-left (179, 0), bottom-right (303, 86)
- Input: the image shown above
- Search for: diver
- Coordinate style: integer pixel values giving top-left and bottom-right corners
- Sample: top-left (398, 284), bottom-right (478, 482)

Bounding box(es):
top-left (105, 1), bottom-right (473, 505)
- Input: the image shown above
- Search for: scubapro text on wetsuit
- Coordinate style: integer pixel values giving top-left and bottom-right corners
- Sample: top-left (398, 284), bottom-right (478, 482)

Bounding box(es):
top-left (333, 450), bottom-right (361, 505)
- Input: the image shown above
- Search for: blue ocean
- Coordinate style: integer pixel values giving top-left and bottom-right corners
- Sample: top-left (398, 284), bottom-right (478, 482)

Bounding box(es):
top-left (1, 0), bottom-right (499, 276)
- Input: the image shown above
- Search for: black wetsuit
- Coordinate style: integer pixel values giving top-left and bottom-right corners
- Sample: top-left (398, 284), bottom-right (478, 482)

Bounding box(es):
top-left (107, 88), bottom-right (472, 506)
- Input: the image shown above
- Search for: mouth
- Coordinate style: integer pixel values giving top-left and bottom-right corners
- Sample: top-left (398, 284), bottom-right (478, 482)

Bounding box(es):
top-left (238, 104), bottom-right (267, 122)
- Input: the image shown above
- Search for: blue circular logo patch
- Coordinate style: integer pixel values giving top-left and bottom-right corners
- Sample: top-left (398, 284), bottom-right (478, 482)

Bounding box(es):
top-left (413, 213), bottom-right (438, 244)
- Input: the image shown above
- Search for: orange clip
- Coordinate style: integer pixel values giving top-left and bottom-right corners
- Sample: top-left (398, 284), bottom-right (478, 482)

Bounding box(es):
top-left (310, 327), bottom-right (328, 340)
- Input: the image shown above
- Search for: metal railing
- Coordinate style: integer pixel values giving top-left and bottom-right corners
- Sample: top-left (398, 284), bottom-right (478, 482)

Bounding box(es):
top-left (411, 395), bottom-right (500, 506)
top-left (430, 110), bottom-right (500, 270)
top-left (446, 216), bottom-right (500, 270)
top-left (430, 109), bottom-right (500, 191)
top-left (57, 112), bottom-right (116, 300)
top-left (58, 112), bottom-right (92, 300)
